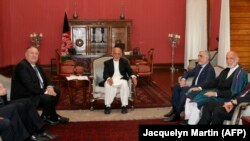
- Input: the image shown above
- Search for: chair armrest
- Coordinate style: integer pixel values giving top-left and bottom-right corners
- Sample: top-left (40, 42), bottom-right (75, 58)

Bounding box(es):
top-left (230, 102), bottom-right (250, 125)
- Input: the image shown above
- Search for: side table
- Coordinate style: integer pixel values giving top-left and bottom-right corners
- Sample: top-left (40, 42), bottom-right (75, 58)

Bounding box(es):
top-left (66, 76), bottom-right (90, 109)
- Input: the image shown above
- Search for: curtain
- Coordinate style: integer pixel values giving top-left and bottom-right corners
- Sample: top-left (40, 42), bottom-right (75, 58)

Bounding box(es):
top-left (217, 0), bottom-right (230, 68)
top-left (184, 0), bottom-right (207, 69)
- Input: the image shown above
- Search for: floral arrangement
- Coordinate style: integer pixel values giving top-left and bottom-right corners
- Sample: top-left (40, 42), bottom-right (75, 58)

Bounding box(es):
top-left (60, 33), bottom-right (73, 61)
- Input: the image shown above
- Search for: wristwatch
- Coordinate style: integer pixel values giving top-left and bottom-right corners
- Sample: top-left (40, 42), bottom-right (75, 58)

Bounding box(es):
top-left (230, 99), bottom-right (237, 106)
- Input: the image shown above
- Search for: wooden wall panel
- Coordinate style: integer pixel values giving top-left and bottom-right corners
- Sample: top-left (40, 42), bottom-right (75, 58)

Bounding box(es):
top-left (230, 0), bottom-right (250, 72)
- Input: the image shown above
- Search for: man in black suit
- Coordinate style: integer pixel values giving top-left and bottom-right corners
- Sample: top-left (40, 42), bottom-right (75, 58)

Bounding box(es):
top-left (11, 46), bottom-right (69, 125)
top-left (103, 46), bottom-right (137, 114)
top-left (0, 82), bottom-right (56, 141)
top-left (164, 51), bottom-right (216, 122)
top-left (198, 88), bottom-right (250, 125)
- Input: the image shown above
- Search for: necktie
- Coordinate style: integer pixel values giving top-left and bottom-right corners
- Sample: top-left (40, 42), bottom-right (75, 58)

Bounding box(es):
top-left (34, 66), bottom-right (44, 89)
top-left (195, 65), bottom-right (203, 85)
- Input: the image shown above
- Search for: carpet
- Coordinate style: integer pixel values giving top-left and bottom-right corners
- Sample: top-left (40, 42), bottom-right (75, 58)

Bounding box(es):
top-left (46, 119), bottom-right (178, 141)
top-left (55, 80), bottom-right (171, 110)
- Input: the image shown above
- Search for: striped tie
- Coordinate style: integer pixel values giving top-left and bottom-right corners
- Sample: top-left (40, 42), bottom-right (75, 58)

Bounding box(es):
top-left (34, 66), bottom-right (44, 89)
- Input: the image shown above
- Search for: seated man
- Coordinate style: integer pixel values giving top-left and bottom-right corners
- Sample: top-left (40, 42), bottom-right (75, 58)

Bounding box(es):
top-left (11, 46), bottom-right (69, 125)
top-left (184, 51), bottom-right (248, 125)
top-left (0, 83), bottom-right (57, 141)
top-left (164, 50), bottom-right (216, 122)
top-left (198, 88), bottom-right (250, 125)
top-left (103, 46), bottom-right (137, 114)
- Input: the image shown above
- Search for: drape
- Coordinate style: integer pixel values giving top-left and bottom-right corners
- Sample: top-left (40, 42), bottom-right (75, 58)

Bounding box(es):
top-left (217, 0), bottom-right (230, 68)
top-left (184, 0), bottom-right (207, 69)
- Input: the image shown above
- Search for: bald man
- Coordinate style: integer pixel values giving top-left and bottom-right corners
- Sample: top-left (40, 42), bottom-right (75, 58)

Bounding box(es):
top-left (103, 46), bottom-right (137, 114)
top-left (183, 51), bottom-right (248, 125)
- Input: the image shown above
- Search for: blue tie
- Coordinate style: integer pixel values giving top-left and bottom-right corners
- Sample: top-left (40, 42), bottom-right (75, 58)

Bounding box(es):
top-left (34, 66), bottom-right (44, 89)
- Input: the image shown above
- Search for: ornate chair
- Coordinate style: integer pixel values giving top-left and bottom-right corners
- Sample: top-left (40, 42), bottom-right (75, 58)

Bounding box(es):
top-left (56, 49), bottom-right (84, 77)
top-left (130, 48), bottom-right (154, 82)
top-left (90, 56), bottom-right (136, 110)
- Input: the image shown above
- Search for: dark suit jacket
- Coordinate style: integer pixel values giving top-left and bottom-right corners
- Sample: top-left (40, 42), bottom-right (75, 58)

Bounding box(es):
top-left (182, 63), bottom-right (216, 87)
top-left (11, 59), bottom-right (53, 100)
top-left (202, 67), bottom-right (248, 99)
top-left (103, 57), bottom-right (135, 82)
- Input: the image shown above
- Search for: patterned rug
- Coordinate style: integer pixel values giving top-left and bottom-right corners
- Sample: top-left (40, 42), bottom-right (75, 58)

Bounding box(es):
top-left (55, 80), bottom-right (171, 110)
top-left (46, 119), bottom-right (178, 141)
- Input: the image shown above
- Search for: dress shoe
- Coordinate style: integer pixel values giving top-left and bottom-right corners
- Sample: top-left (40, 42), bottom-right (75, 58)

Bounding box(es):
top-left (104, 107), bottom-right (111, 114)
top-left (41, 115), bottom-right (59, 125)
top-left (121, 106), bottom-right (128, 114)
top-left (39, 132), bottom-right (58, 140)
top-left (164, 108), bottom-right (174, 117)
top-left (163, 114), bottom-right (180, 122)
top-left (57, 114), bottom-right (69, 123)
top-left (180, 120), bottom-right (188, 125)
top-left (30, 134), bottom-right (48, 141)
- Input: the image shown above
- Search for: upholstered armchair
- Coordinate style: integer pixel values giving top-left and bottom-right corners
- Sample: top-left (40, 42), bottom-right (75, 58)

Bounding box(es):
top-left (56, 49), bottom-right (84, 77)
top-left (90, 56), bottom-right (136, 110)
top-left (130, 48), bottom-right (154, 82)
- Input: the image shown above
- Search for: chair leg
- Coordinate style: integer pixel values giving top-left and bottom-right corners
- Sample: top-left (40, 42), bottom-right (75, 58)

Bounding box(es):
top-left (90, 99), bottom-right (95, 111)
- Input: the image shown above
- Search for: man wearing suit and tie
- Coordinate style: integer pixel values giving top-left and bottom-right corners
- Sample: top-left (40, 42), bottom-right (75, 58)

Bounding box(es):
top-left (103, 46), bottom-right (137, 114)
top-left (198, 88), bottom-right (250, 125)
top-left (11, 46), bottom-right (69, 125)
top-left (164, 51), bottom-right (216, 122)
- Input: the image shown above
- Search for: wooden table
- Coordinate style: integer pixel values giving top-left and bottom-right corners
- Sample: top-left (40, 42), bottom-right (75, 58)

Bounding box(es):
top-left (67, 77), bottom-right (90, 109)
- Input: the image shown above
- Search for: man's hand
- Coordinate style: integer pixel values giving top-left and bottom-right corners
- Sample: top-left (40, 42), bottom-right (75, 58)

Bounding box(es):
top-left (188, 87), bottom-right (200, 93)
top-left (179, 79), bottom-right (187, 87)
top-left (45, 86), bottom-right (56, 96)
top-left (107, 78), bottom-right (113, 86)
top-left (0, 83), bottom-right (7, 96)
top-left (223, 101), bottom-right (234, 113)
top-left (132, 77), bottom-right (137, 87)
top-left (204, 91), bottom-right (217, 97)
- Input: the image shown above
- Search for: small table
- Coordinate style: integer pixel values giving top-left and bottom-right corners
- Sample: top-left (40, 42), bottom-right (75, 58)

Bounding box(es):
top-left (66, 76), bottom-right (90, 109)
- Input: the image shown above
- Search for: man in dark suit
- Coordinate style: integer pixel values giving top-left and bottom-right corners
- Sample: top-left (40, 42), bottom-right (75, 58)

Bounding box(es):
top-left (103, 46), bottom-right (137, 114)
top-left (0, 82), bottom-right (56, 141)
top-left (198, 88), bottom-right (250, 125)
top-left (164, 51), bottom-right (216, 122)
top-left (11, 46), bottom-right (69, 125)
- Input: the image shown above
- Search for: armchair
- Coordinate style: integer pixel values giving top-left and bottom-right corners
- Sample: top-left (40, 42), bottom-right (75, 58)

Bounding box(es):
top-left (90, 56), bottom-right (136, 110)
top-left (130, 48), bottom-right (154, 82)
top-left (56, 49), bottom-right (84, 77)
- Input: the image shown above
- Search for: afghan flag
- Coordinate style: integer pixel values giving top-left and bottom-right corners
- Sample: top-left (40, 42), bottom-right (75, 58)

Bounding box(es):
top-left (61, 12), bottom-right (73, 55)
